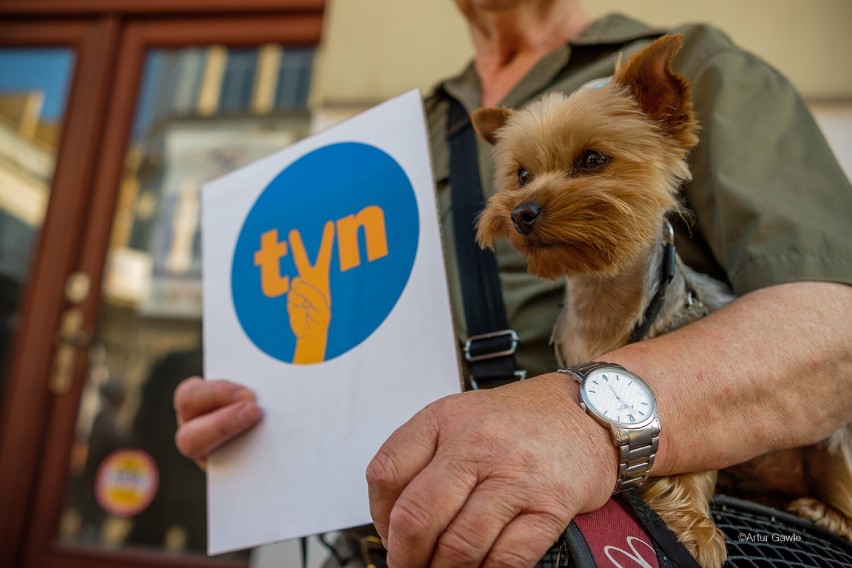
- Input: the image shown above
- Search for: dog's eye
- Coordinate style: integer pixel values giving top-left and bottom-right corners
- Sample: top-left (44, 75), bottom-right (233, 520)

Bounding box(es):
top-left (518, 167), bottom-right (532, 187)
top-left (579, 150), bottom-right (609, 171)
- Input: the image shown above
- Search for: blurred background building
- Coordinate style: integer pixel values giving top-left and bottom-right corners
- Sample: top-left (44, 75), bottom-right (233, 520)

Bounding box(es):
top-left (0, 1), bottom-right (849, 568)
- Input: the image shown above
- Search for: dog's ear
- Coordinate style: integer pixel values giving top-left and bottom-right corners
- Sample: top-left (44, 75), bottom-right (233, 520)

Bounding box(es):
top-left (471, 107), bottom-right (513, 145)
top-left (615, 34), bottom-right (695, 141)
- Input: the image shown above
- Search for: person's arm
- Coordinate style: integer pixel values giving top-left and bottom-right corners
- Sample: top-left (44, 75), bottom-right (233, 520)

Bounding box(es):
top-left (612, 281), bottom-right (852, 477)
top-left (365, 280), bottom-right (852, 567)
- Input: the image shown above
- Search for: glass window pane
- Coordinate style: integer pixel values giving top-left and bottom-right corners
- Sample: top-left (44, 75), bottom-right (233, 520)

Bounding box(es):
top-left (221, 48), bottom-right (258, 112)
top-left (276, 48), bottom-right (314, 109)
top-left (0, 48), bottom-right (75, 411)
top-left (60, 44), bottom-right (315, 559)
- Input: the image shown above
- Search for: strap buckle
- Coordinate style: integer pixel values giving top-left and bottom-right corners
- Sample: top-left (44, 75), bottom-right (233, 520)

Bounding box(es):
top-left (464, 329), bottom-right (519, 362)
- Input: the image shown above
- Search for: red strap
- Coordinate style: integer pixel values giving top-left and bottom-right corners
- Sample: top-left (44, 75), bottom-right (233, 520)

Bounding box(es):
top-left (573, 498), bottom-right (660, 568)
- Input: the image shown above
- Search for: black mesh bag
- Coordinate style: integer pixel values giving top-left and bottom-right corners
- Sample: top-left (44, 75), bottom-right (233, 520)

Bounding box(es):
top-left (710, 494), bottom-right (852, 567)
top-left (536, 494), bottom-right (852, 568)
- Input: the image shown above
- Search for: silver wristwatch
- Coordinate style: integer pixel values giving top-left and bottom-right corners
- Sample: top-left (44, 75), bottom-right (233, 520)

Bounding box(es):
top-left (558, 362), bottom-right (660, 492)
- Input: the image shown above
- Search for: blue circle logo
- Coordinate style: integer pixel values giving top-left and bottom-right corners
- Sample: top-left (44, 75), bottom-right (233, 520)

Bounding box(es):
top-left (231, 142), bottom-right (419, 364)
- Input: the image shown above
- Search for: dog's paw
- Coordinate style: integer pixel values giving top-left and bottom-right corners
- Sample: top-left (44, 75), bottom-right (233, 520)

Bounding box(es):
top-left (680, 525), bottom-right (727, 568)
top-left (788, 497), bottom-right (852, 540)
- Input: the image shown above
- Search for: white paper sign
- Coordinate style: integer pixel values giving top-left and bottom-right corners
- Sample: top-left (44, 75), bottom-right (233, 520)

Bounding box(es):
top-left (202, 89), bottom-right (461, 554)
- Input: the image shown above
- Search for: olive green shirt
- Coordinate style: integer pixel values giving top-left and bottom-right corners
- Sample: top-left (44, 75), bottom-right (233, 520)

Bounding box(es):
top-left (425, 14), bottom-right (852, 380)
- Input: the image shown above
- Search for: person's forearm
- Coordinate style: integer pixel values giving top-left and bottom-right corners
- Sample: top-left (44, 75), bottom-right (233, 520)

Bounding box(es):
top-left (600, 281), bottom-right (852, 477)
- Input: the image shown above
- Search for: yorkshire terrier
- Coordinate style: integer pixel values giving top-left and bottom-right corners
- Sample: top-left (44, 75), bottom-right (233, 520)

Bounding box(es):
top-left (472, 34), bottom-right (851, 567)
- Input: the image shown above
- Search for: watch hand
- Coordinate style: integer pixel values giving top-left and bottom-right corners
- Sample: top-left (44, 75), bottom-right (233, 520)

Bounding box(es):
top-left (609, 384), bottom-right (624, 403)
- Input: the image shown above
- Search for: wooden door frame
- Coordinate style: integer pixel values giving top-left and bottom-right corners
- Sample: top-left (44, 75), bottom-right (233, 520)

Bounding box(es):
top-left (0, 3), bottom-right (325, 568)
top-left (0, 0), bottom-right (325, 16)
top-left (0, 17), bottom-right (124, 566)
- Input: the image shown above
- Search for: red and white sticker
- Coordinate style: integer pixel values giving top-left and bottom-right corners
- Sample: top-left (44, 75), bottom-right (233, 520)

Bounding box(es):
top-left (95, 448), bottom-right (159, 517)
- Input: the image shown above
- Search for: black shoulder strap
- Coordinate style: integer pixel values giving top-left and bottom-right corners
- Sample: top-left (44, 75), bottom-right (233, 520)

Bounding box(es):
top-left (446, 97), bottom-right (525, 389)
top-left (621, 491), bottom-right (701, 568)
top-left (537, 493), bottom-right (700, 568)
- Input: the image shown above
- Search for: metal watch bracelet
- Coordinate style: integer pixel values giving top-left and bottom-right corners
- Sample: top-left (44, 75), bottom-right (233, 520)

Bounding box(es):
top-left (558, 363), bottom-right (660, 492)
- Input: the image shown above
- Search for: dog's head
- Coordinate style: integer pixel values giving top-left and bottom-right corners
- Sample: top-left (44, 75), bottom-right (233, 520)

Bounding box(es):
top-left (472, 34), bottom-right (698, 279)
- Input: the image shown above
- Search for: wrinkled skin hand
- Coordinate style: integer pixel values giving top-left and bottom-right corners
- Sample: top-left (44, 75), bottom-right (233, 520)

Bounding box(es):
top-left (173, 373), bottom-right (616, 566)
top-left (174, 377), bottom-right (262, 469)
top-left (366, 374), bottom-right (617, 567)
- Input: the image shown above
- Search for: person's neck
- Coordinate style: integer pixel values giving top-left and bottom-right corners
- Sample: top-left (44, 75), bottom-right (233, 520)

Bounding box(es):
top-left (461, 1), bottom-right (590, 107)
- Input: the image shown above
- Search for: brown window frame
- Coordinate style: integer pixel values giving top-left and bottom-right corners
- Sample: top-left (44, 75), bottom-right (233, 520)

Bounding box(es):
top-left (0, 3), bottom-right (325, 567)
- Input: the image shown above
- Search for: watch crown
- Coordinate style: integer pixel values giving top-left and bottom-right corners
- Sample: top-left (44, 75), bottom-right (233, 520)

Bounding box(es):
top-left (580, 402), bottom-right (588, 412)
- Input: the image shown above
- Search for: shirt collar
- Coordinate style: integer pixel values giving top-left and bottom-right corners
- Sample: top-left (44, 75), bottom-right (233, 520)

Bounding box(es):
top-left (573, 13), bottom-right (666, 45)
top-left (440, 13), bottom-right (665, 110)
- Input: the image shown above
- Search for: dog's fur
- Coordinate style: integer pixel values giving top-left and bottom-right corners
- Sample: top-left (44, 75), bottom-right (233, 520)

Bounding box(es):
top-left (471, 34), bottom-right (852, 567)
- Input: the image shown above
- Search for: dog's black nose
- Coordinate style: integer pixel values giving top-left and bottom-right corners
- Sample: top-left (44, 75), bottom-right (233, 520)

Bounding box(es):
top-left (511, 202), bottom-right (541, 235)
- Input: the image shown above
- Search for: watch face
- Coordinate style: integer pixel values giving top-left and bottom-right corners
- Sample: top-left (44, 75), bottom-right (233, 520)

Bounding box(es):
top-left (581, 367), bottom-right (656, 427)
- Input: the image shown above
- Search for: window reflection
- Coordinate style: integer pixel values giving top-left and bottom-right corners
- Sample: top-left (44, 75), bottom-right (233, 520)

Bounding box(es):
top-left (0, 48), bottom-right (74, 411)
top-left (61, 44), bottom-right (315, 557)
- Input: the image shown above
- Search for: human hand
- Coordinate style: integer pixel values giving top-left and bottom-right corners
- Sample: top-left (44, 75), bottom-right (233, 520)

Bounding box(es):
top-left (366, 374), bottom-right (618, 567)
top-left (288, 221), bottom-right (334, 364)
top-left (174, 377), bottom-right (262, 469)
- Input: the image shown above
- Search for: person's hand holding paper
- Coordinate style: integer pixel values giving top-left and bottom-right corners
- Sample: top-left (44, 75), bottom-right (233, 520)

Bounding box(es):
top-left (174, 378), bottom-right (262, 469)
top-left (193, 90), bottom-right (460, 553)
